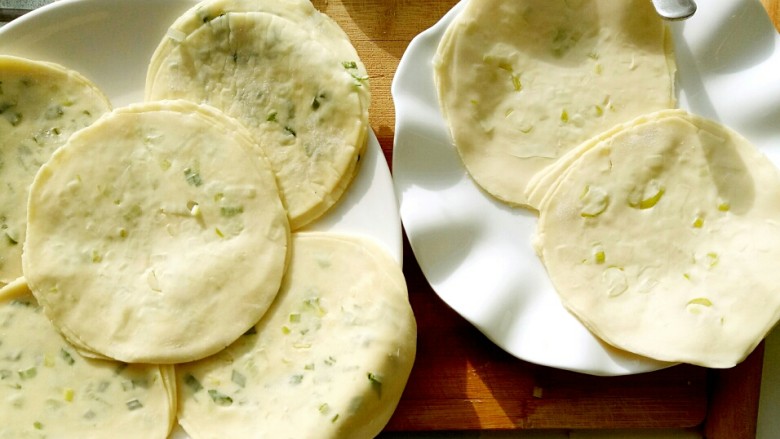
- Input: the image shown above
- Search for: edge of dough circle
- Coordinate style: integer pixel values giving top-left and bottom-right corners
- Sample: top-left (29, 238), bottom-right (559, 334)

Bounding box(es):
top-left (23, 100), bottom-right (290, 364)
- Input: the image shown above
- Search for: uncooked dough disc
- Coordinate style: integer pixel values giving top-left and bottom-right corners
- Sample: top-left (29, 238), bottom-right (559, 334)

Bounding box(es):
top-left (23, 100), bottom-right (290, 364)
top-left (534, 110), bottom-right (780, 368)
top-left (434, 0), bottom-right (675, 208)
top-left (176, 232), bottom-right (416, 439)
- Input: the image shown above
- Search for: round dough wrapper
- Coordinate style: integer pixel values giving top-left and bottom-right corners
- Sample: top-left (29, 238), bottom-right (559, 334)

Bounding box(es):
top-left (434, 0), bottom-right (675, 208)
top-left (176, 232), bottom-right (416, 439)
top-left (535, 110), bottom-right (780, 368)
top-left (0, 55), bottom-right (111, 285)
top-left (23, 100), bottom-right (290, 364)
top-left (146, 0), bottom-right (370, 111)
top-left (147, 11), bottom-right (368, 230)
top-left (0, 286), bottom-right (175, 439)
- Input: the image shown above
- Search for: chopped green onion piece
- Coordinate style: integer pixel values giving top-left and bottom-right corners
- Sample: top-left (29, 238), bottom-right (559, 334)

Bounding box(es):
top-left (215, 228), bottom-right (225, 238)
top-left (220, 206), bottom-right (244, 217)
top-left (580, 185), bottom-right (610, 218)
top-left (331, 414), bottom-right (340, 423)
top-left (183, 168), bottom-right (203, 187)
top-left (638, 187), bottom-right (665, 209)
top-left (718, 202), bottom-right (730, 212)
top-left (560, 109), bottom-right (569, 123)
top-left (688, 298), bottom-right (713, 307)
top-left (368, 372), bottom-right (383, 398)
top-left (18, 366), bottom-right (37, 380)
top-left (266, 111), bottom-right (278, 122)
top-left (289, 313), bottom-right (301, 323)
top-left (60, 348), bottom-right (75, 365)
top-left (319, 403), bottom-right (330, 414)
top-left (284, 126), bottom-right (297, 137)
top-left (131, 378), bottom-right (150, 389)
top-left (231, 370), bottom-right (246, 388)
top-left (511, 74), bottom-right (522, 92)
top-left (33, 421), bottom-right (43, 430)
top-left (4, 231), bottom-right (18, 245)
top-left (692, 216), bottom-right (704, 228)
top-left (290, 374), bottom-right (304, 384)
top-left (208, 389), bottom-right (233, 406)
top-left (342, 61), bottom-right (358, 69)
top-left (629, 180), bottom-right (665, 210)
top-left (126, 399), bottom-right (143, 411)
top-left (281, 326), bottom-right (291, 335)
top-left (706, 252), bottom-right (719, 267)
top-left (184, 374), bottom-right (203, 393)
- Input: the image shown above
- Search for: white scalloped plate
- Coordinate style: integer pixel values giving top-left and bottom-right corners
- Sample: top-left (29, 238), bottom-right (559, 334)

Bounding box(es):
top-left (393, 0), bottom-right (780, 376)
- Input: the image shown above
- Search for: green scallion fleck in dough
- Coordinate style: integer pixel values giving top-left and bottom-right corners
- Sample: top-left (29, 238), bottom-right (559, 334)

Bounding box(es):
top-left (208, 389), bottom-right (233, 406)
top-left (184, 168), bottom-right (203, 187)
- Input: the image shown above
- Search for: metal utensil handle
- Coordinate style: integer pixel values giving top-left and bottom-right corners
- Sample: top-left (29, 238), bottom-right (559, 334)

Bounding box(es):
top-left (652, 0), bottom-right (697, 21)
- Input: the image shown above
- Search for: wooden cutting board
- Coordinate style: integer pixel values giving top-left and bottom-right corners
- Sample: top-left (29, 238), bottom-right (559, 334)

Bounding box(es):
top-left (311, 1), bottom-right (777, 436)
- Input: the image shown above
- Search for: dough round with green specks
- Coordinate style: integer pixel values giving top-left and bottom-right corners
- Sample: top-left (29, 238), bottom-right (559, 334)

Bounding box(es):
top-left (0, 55), bottom-right (111, 286)
top-left (23, 100), bottom-right (290, 364)
top-left (434, 0), bottom-right (675, 208)
top-left (146, 8), bottom-right (368, 230)
top-left (176, 232), bottom-right (416, 439)
top-left (0, 286), bottom-right (175, 439)
top-left (534, 110), bottom-right (780, 368)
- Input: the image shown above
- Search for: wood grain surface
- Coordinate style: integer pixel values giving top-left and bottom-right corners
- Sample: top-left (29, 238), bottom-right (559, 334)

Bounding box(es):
top-left (310, 0), bottom-right (778, 436)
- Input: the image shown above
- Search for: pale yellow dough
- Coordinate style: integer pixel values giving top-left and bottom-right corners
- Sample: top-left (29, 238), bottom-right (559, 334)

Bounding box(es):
top-left (147, 5), bottom-right (368, 229)
top-left (0, 286), bottom-right (175, 439)
top-left (0, 55), bottom-right (111, 285)
top-left (176, 232), bottom-right (417, 439)
top-left (23, 100), bottom-right (289, 364)
top-left (534, 110), bottom-right (780, 368)
top-left (434, 0), bottom-right (675, 208)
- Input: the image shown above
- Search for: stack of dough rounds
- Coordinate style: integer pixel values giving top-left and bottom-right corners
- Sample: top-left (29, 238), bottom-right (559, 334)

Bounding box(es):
top-left (533, 109), bottom-right (780, 368)
top-left (23, 100), bottom-right (290, 364)
top-left (0, 55), bottom-right (111, 287)
top-left (434, 0), bottom-right (675, 208)
top-left (146, 0), bottom-right (369, 229)
top-left (176, 232), bottom-right (416, 439)
top-left (0, 283), bottom-right (176, 438)
top-left (3, 0), bottom-right (417, 436)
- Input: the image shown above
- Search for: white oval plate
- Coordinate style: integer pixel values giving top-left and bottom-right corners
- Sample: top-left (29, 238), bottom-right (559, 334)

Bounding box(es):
top-left (0, 0), bottom-right (401, 265)
top-left (393, 0), bottom-right (780, 376)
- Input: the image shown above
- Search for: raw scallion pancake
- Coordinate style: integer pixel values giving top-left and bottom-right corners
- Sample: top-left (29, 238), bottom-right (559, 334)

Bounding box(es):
top-left (146, 6), bottom-right (368, 229)
top-left (23, 100), bottom-right (289, 364)
top-left (0, 55), bottom-right (111, 286)
top-left (176, 232), bottom-right (416, 439)
top-left (434, 0), bottom-right (675, 208)
top-left (534, 109), bottom-right (780, 368)
top-left (0, 285), bottom-right (175, 439)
